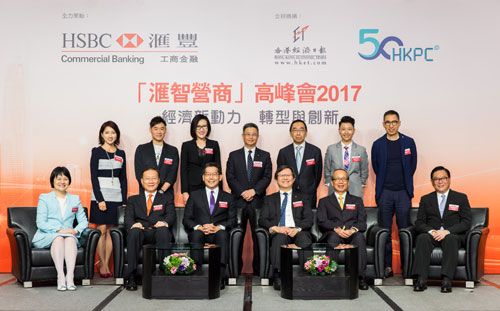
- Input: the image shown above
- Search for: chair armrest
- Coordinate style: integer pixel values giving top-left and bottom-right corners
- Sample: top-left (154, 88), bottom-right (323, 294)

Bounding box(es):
top-left (228, 227), bottom-right (243, 278)
top-left (366, 224), bottom-right (389, 279)
top-left (399, 226), bottom-right (416, 278)
top-left (110, 227), bottom-right (125, 278)
top-left (6, 227), bottom-right (31, 282)
top-left (81, 228), bottom-right (101, 279)
top-left (255, 228), bottom-right (270, 278)
top-left (466, 226), bottom-right (490, 281)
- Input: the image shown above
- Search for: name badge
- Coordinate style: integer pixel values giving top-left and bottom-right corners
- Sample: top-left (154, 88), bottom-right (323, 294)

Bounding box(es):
top-left (345, 204), bottom-right (356, 210)
top-left (164, 158), bottom-right (173, 165)
top-left (153, 204), bottom-right (163, 211)
top-left (448, 204), bottom-right (459, 212)
top-left (404, 148), bottom-right (411, 155)
top-left (351, 156), bottom-right (361, 163)
top-left (114, 155), bottom-right (123, 163)
top-left (204, 148), bottom-right (214, 155)
top-left (292, 201), bottom-right (303, 208)
top-left (71, 207), bottom-right (78, 213)
top-left (219, 201), bottom-right (228, 208)
top-left (253, 161), bottom-right (263, 168)
top-left (305, 159), bottom-right (316, 166)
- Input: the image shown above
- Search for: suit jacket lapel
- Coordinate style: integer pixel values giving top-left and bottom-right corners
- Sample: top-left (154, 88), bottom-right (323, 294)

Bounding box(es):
top-left (328, 193), bottom-right (342, 211)
top-left (203, 189), bottom-right (212, 215)
top-left (287, 144), bottom-right (299, 174)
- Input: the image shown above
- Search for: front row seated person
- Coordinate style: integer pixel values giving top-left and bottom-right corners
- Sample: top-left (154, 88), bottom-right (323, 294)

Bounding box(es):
top-left (32, 166), bottom-right (89, 291)
top-left (124, 167), bottom-right (176, 291)
top-left (412, 166), bottom-right (471, 293)
top-left (258, 165), bottom-right (313, 291)
top-left (317, 168), bottom-right (369, 290)
top-left (183, 162), bottom-right (237, 290)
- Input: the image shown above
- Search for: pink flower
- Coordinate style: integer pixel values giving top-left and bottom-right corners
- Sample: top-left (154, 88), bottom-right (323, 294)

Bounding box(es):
top-left (170, 267), bottom-right (177, 274)
top-left (193, 264), bottom-right (197, 270)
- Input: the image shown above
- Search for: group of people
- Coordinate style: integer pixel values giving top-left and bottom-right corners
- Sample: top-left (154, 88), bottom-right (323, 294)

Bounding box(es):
top-left (32, 110), bottom-right (472, 294)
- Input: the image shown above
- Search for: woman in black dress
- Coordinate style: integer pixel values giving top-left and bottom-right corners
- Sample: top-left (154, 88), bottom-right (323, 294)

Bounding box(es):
top-left (181, 114), bottom-right (221, 204)
top-left (90, 121), bottom-right (127, 277)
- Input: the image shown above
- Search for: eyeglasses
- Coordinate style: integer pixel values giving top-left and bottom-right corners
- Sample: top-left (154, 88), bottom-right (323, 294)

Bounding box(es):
top-left (332, 177), bottom-right (349, 182)
top-left (432, 177), bottom-right (449, 182)
top-left (204, 173), bottom-right (220, 177)
top-left (384, 120), bottom-right (399, 126)
top-left (196, 125), bottom-right (208, 129)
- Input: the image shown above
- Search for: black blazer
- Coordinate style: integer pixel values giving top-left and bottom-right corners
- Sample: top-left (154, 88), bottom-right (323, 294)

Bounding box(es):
top-left (415, 189), bottom-right (472, 235)
top-left (276, 142), bottom-right (322, 204)
top-left (180, 139), bottom-right (221, 193)
top-left (134, 141), bottom-right (179, 194)
top-left (317, 193), bottom-right (367, 235)
top-left (226, 147), bottom-right (272, 208)
top-left (258, 191), bottom-right (313, 231)
top-left (124, 191), bottom-right (176, 230)
top-left (183, 188), bottom-right (237, 232)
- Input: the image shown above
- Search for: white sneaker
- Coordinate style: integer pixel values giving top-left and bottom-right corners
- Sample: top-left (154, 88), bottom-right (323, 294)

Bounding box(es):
top-left (57, 284), bottom-right (67, 291)
top-left (67, 284), bottom-right (77, 291)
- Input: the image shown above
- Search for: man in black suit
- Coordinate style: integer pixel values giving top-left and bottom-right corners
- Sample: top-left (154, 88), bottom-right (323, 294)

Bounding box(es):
top-left (183, 162), bottom-right (237, 289)
top-left (134, 116), bottom-right (179, 195)
top-left (412, 166), bottom-right (472, 293)
top-left (259, 165), bottom-right (313, 290)
top-left (317, 168), bottom-right (369, 290)
top-left (277, 119), bottom-right (322, 209)
top-left (226, 123), bottom-right (272, 275)
top-left (124, 167), bottom-right (176, 291)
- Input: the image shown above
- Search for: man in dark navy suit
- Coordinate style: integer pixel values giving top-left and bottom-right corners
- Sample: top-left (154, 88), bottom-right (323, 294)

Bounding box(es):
top-left (226, 123), bottom-right (272, 275)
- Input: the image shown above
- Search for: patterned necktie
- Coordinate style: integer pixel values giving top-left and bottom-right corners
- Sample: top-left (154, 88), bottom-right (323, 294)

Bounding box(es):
top-left (247, 150), bottom-right (253, 181)
top-left (147, 193), bottom-right (153, 215)
top-left (279, 192), bottom-right (288, 226)
top-left (209, 190), bottom-right (216, 214)
top-left (338, 195), bottom-right (344, 210)
top-left (296, 146), bottom-right (303, 172)
top-left (439, 194), bottom-right (446, 217)
top-left (343, 146), bottom-right (350, 170)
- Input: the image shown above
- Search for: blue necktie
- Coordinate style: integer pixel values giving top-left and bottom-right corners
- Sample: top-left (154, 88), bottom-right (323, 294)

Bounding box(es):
top-left (209, 190), bottom-right (215, 214)
top-left (439, 194), bottom-right (446, 218)
top-left (296, 146), bottom-right (303, 172)
top-left (279, 192), bottom-right (288, 226)
top-left (247, 150), bottom-right (253, 181)
top-left (343, 146), bottom-right (350, 170)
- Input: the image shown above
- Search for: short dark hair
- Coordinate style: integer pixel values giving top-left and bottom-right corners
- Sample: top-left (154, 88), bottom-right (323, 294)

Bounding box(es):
top-left (274, 165), bottom-right (295, 179)
top-left (141, 167), bottom-right (160, 179)
top-left (242, 123), bottom-right (259, 133)
top-left (203, 162), bottom-right (222, 175)
top-left (339, 116), bottom-right (355, 128)
top-left (331, 168), bottom-right (349, 180)
top-left (430, 166), bottom-right (451, 180)
top-left (190, 114), bottom-right (211, 139)
top-left (383, 110), bottom-right (400, 120)
top-left (50, 166), bottom-right (72, 188)
top-left (289, 119), bottom-right (307, 132)
top-left (150, 116), bottom-right (166, 128)
top-left (98, 120), bottom-right (121, 146)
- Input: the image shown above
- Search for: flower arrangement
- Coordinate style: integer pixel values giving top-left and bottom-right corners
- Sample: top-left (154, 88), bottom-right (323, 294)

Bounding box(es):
top-left (304, 254), bottom-right (337, 276)
top-left (163, 253), bottom-right (197, 275)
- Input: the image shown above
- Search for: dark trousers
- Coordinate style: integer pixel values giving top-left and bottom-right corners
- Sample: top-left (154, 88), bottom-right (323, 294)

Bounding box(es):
top-left (412, 233), bottom-right (461, 280)
top-left (125, 227), bottom-right (172, 277)
top-left (239, 203), bottom-right (260, 275)
top-left (378, 189), bottom-right (411, 267)
top-left (270, 231), bottom-right (312, 273)
top-left (188, 230), bottom-right (229, 265)
top-left (326, 231), bottom-right (367, 277)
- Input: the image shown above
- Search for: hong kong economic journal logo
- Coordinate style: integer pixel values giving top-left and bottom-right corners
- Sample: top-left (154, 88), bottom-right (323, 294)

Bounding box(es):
top-left (358, 29), bottom-right (439, 62)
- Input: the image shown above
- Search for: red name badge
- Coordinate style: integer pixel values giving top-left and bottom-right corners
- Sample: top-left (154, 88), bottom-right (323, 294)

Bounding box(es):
top-left (292, 201), bottom-right (304, 208)
top-left (404, 148), bottom-right (411, 155)
top-left (253, 161), bottom-right (263, 168)
top-left (219, 201), bottom-right (228, 208)
top-left (164, 158), bottom-right (173, 165)
top-left (71, 207), bottom-right (78, 213)
top-left (345, 204), bottom-right (356, 210)
top-left (204, 148), bottom-right (214, 155)
top-left (114, 155), bottom-right (123, 163)
top-left (449, 204), bottom-right (459, 212)
top-left (153, 204), bottom-right (163, 211)
top-left (351, 156), bottom-right (361, 163)
top-left (305, 159), bottom-right (316, 166)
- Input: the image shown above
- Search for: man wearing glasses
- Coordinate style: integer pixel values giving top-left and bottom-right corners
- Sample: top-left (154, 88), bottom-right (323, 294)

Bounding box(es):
top-left (412, 166), bottom-right (471, 293)
top-left (371, 110), bottom-right (417, 278)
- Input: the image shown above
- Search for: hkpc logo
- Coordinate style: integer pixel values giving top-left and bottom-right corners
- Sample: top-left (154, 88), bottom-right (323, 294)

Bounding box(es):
top-left (358, 29), bottom-right (438, 62)
top-left (116, 33), bottom-right (144, 48)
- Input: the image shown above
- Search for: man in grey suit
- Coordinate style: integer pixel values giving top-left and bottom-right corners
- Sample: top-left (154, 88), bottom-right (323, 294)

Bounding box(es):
top-left (324, 116), bottom-right (368, 197)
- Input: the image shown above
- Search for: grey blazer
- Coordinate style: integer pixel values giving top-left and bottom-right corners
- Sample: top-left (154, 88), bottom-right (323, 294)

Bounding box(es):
top-left (324, 141), bottom-right (368, 197)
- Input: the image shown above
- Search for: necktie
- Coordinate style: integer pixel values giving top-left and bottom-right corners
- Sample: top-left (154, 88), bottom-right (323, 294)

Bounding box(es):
top-left (209, 190), bottom-right (216, 214)
top-left (147, 193), bottom-right (153, 215)
top-left (343, 146), bottom-right (350, 170)
top-left (338, 195), bottom-right (344, 210)
top-left (247, 150), bottom-right (253, 181)
top-left (279, 192), bottom-right (288, 226)
top-left (296, 146), bottom-right (303, 172)
top-left (439, 194), bottom-right (446, 217)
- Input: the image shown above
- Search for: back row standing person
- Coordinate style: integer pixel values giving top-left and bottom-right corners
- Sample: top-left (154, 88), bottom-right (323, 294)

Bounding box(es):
top-left (371, 110), bottom-right (417, 277)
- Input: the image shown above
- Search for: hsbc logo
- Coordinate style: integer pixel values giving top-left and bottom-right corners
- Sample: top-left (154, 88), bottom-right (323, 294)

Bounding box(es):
top-left (62, 33), bottom-right (144, 49)
top-left (116, 33), bottom-right (144, 48)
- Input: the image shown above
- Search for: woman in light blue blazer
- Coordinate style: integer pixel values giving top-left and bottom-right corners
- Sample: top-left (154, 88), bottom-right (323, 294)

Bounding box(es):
top-left (32, 167), bottom-right (88, 291)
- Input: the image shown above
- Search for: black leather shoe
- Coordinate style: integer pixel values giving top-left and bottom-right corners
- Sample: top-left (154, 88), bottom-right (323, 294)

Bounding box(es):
top-left (384, 267), bottom-right (393, 278)
top-left (125, 277), bottom-right (137, 291)
top-left (441, 278), bottom-right (452, 293)
top-left (359, 278), bottom-right (369, 290)
top-left (413, 278), bottom-right (427, 292)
